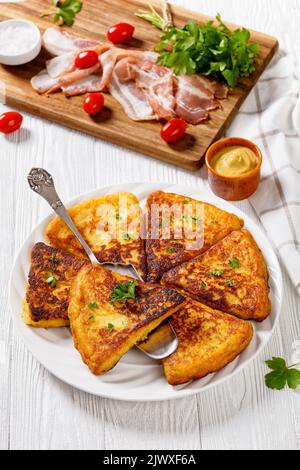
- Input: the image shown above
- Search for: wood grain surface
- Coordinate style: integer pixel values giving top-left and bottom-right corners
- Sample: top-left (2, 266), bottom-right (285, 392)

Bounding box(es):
top-left (1, 0), bottom-right (299, 451)
top-left (0, 0), bottom-right (278, 170)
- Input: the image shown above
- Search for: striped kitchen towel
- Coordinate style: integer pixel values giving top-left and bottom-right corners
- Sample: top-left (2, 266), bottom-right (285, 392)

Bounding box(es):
top-left (227, 31), bottom-right (300, 295)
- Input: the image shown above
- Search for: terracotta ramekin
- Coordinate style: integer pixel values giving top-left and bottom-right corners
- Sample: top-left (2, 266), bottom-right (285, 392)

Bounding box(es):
top-left (205, 137), bottom-right (263, 201)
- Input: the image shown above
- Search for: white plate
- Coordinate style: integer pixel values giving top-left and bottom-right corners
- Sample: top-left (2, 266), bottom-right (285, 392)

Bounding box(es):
top-left (9, 183), bottom-right (282, 402)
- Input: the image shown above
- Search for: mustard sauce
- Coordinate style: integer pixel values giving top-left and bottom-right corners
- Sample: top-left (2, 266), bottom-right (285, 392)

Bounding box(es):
top-left (211, 146), bottom-right (258, 177)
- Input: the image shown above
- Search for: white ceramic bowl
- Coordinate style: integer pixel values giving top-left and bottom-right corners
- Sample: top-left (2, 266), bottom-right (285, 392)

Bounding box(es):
top-left (0, 19), bottom-right (41, 66)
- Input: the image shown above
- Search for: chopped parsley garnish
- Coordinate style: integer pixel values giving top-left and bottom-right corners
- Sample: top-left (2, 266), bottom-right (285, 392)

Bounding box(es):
top-left (111, 281), bottom-right (137, 303)
top-left (49, 255), bottom-right (59, 264)
top-left (135, 4), bottom-right (165, 30)
top-left (46, 273), bottom-right (57, 288)
top-left (226, 280), bottom-right (234, 287)
top-left (165, 247), bottom-right (176, 254)
top-left (87, 302), bottom-right (98, 310)
top-left (229, 258), bottom-right (241, 269)
top-left (88, 316), bottom-right (95, 321)
top-left (108, 323), bottom-right (114, 332)
top-left (209, 270), bottom-right (225, 277)
top-left (155, 15), bottom-right (260, 87)
top-left (265, 357), bottom-right (300, 391)
top-left (115, 213), bottom-right (122, 220)
top-left (201, 281), bottom-right (207, 289)
top-left (122, 233), bottom-right (131, 241)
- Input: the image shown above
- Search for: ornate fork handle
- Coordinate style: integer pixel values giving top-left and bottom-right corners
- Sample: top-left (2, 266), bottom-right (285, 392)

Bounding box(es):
top-left (27, 168), bottom-right (178, 360)
top-left (27, 168), bottom-right (99, 265)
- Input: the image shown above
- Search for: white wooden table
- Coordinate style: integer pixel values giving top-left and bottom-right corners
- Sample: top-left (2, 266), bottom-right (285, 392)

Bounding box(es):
top-left (1, 0), bottom-right (299, 450)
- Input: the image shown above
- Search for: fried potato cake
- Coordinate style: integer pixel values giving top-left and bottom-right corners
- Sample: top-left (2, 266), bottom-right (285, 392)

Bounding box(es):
top-left (163, 300), bottom-right (253, 385)
top-left (23, 242), bottom-right (88, 328)
top-left (68, 264), bottom-right (186, 375)
top-left (162, 230), bottom-right (271, 322)
top-left (45, 192), bottom-right (146, 279)
top-left (145, 191), bottom-right (244, 282)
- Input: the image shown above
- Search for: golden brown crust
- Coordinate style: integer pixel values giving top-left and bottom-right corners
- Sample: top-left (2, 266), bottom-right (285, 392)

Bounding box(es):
top-left (25, 242), bottom-right (88, 327)
top-left (68, 264), bottom-right (186, 375)
top-left (163, 300), bottom-right (254, 385)
top-left (45, 192), bottom-right (147, 280)
top-left (162, 230), bottom-right (271, 322)
top-left (145, 191), bottom-right (244, 283)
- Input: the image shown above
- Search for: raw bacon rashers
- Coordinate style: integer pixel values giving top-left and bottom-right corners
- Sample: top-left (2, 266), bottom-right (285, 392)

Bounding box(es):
top-left (31, 27), bottom-right (228, 124)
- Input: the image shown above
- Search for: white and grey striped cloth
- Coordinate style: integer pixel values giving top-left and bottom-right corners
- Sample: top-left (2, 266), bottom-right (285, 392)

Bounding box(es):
top-left (227, 32), bottom-right (300, 295)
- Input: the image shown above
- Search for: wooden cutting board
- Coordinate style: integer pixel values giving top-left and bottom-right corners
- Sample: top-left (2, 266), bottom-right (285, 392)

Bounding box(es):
top-left (0, 0), bottom-right (278, 170)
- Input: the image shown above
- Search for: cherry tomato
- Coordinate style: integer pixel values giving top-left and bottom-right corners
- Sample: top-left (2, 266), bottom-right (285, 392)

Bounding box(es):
top-left (0, 111), bottom-right (23, 134)
top-left (83, 93), bottom-right (105, 115)
top-left (75, 50), bottom-right (99, 70)
top-left (160, 118), bottom-right (186, 143)
top-left (107, 23), bottom-right (135, 44)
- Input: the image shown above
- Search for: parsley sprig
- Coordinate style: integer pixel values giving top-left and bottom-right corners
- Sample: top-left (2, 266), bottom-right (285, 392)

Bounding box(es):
top-left (42, 0), bottom-right (83, 27)
top-left (154, 15), bottom-right (259, 87)
top-left (265, 357), bottom-right (300, 391)
top-left (111, 281), bottom-right (137, 303)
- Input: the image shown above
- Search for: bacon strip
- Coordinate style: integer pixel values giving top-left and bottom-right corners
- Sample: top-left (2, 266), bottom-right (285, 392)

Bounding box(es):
top-left (130, 62), bottom-right (176, 120)
top-left (31, 69), bottom-right (59, 94)
top-left (46, 44), bottom-right (110, 79)
top-left (109, 58), bottom-right (156, 121)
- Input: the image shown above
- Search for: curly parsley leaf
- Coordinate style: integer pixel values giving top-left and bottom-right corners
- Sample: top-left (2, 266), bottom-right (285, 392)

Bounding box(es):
top-left (108, 323), bottom-right (114, 332)
top-left (155, 16), bottom-right (260, 87)
top-left (111, 281), bottom-right (137, 303)
top-left (42, 1), bottom-right (82, 27)
top-left (265, 357), bottom-right (300, 391)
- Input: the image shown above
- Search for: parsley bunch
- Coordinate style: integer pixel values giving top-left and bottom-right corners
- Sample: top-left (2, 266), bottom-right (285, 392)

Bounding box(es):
top-left (155, 15), bottom-right (260, 87)
top-left (42, 0), bottom-right (82, 27)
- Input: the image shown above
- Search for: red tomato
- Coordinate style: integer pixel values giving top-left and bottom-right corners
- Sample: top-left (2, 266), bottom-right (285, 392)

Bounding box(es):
top-left (107, 23), bottom-right (135, 44)
top-left (83, 93), bottom-right (105, 115)
top-left (75, 50), bottom-right (99, 70)
top-left (0, 111), bottom-right (23, 134)
top-left (160, 119), bottom-right (186, 143)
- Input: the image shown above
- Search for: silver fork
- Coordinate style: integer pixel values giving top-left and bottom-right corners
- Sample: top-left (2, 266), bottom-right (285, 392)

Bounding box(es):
top-left (27, 168), bottom-right (178, 360)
